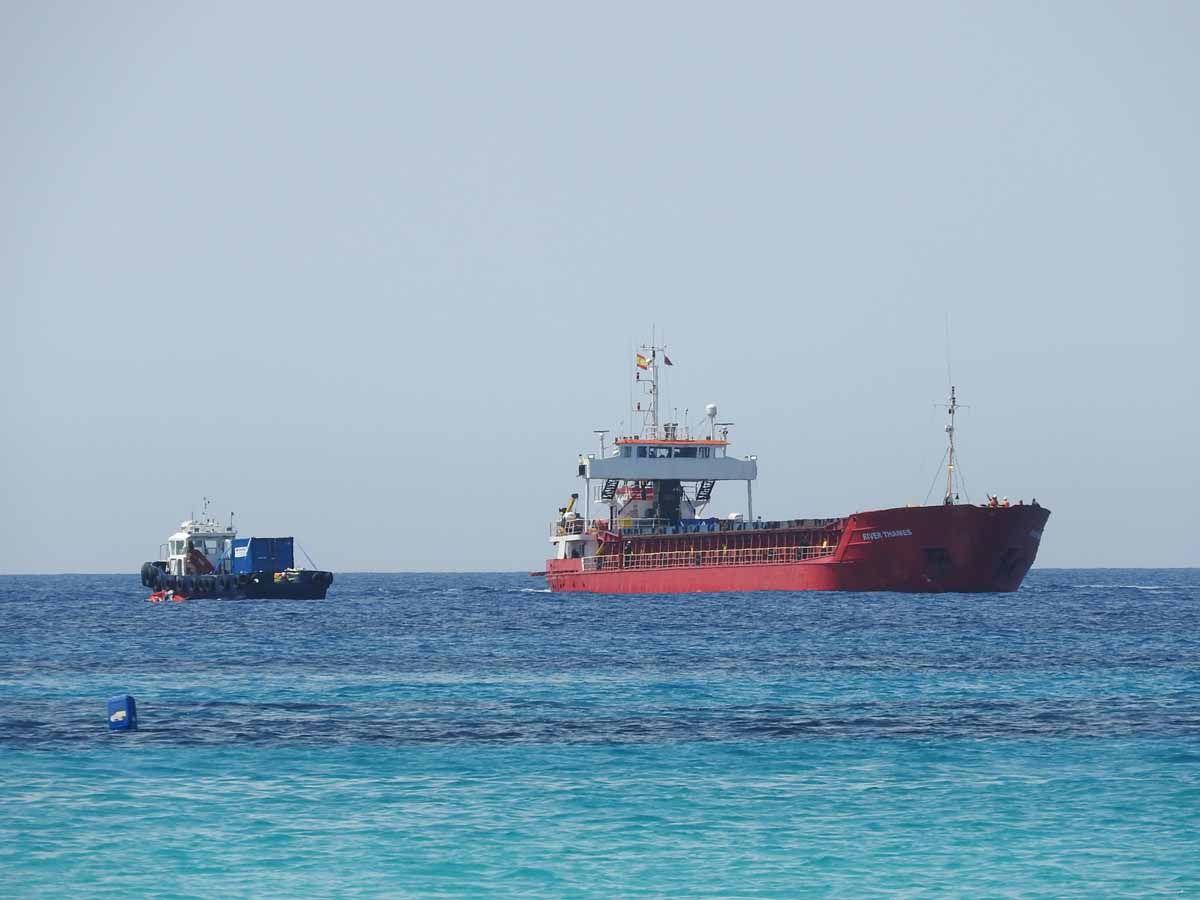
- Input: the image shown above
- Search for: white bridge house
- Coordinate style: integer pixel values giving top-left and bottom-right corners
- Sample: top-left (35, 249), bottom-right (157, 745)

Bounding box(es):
top-left (551, 347), bottom-right (761, 562)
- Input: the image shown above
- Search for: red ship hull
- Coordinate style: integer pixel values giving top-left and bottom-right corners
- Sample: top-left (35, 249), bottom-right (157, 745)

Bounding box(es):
top-left (546, 504), bottom-right (1049, 594)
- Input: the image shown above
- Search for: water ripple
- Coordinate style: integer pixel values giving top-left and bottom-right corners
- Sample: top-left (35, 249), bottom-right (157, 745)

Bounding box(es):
top-left (1, 569), bottom-right (1198, 897)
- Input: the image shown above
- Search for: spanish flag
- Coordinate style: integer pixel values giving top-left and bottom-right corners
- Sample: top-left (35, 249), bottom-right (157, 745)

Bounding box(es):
top-left (635, 353), bottom-right (650, 370)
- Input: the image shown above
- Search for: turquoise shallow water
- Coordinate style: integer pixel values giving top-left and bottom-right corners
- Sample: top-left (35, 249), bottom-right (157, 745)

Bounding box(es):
top-left (1, 570), bottom-right (1197, 897)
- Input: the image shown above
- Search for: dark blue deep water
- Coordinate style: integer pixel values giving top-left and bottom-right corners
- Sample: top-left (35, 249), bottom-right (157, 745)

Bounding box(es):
top-left (1, 570), bottom-right (1198, 897)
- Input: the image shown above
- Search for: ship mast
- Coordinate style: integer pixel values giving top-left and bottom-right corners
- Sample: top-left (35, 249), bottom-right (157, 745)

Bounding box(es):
top-left (944, 385), bottom-right (958, 505)
top-left (637, 343), bottom-right (665, 439)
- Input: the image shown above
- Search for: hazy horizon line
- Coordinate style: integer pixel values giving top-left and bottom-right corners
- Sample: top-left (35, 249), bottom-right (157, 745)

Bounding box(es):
top-left (2, 566), bottom-right (1197, 577)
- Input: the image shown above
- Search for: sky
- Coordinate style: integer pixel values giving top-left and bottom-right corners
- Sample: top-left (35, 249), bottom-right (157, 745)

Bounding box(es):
top-left (1, 1), bottom-right (1196, 572)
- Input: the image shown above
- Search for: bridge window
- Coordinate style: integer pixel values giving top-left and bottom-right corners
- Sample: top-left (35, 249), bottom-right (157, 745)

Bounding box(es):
top-left (637, 446), bottom-right (648, 458)
top-left (621, 447), bottom-right (632, 458)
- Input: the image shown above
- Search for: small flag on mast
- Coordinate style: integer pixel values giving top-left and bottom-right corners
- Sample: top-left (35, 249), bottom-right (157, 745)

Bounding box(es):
top-left (663, 354), bottom-right (673, 366)
top-left (635, 353), bottom-right (650, 370)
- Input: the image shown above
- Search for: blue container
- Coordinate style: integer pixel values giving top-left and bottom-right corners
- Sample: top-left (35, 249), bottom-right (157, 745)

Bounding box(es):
top-left (232, 537), bottom-right (295, 574)
top-left (107, 695), bottom-right (137, 731)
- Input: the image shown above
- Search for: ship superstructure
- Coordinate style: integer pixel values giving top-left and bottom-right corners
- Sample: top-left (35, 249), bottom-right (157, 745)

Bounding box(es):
top-left (545, 345), bottom-right (1049, 593)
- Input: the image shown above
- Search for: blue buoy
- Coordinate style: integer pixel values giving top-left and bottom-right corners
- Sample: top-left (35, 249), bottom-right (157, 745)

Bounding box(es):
top-left (107, 695), bottom-right (137, 732)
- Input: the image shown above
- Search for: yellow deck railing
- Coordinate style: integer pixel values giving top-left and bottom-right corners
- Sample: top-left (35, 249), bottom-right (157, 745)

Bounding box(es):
top-left (583, 543), bottom-right (836, 572)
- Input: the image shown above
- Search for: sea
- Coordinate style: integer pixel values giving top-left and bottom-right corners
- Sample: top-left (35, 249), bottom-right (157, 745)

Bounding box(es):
top-left (1, 569), bottom-right (1197, 898)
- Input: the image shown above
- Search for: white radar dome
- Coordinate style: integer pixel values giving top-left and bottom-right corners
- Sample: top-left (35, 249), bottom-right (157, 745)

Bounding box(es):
top-left (705, 403), bottom-right (718, 419)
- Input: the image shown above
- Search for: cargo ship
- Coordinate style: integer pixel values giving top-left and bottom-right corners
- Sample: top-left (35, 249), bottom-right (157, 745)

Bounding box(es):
top-left (139, 501), bottom-right (334, 599)
top-left (543, 345), bottom-right (1049, 593)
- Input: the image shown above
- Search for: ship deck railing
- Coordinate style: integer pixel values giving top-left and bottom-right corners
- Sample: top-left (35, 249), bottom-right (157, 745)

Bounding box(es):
top-left (582, 543), bottom-right (837, 572)
top-left (551, 518), bottom-right (590, 537)
top-left (553, 516), bottom-right (842, 538)
top-left (551, 517), bottom-right (679, 536)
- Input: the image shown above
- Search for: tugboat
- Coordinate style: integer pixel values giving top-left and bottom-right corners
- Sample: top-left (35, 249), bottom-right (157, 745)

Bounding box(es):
top-left (139, 500), bottom-right (334, 599)
top-left (543, 345), bottom-right (1050, 593)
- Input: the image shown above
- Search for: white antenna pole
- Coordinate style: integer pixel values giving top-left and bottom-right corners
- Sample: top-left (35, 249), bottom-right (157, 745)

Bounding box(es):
top-left (944, 386), bottom-right (957, 505)
top-left (650, 326), bottom-right (656, 439)
top-left (650, 347), bottom-right (658, 438)
top-left (636, 339), bottom-right (663, 439)
top-left (942, 315), bottom-right (962, 505)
